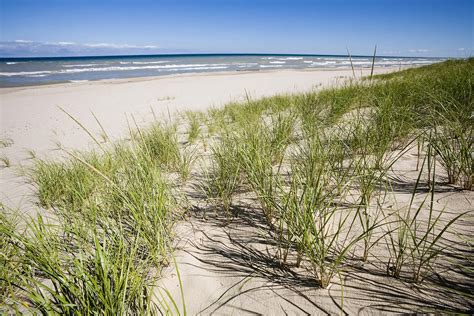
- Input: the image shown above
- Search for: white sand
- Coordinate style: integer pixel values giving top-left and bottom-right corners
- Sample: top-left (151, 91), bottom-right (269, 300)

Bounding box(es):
top-left (0, 68), bottom-right (389, 208)
top-left (0, 69), bottom-right (391, 156)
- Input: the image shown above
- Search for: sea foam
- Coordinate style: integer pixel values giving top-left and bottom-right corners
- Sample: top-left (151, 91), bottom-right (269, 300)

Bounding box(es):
top-left (0, 63), bottom-right (229, 76)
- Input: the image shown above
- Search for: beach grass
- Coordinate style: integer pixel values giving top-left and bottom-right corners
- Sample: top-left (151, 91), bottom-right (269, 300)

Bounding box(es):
top-left (384, 143), bottom-right (467, 282)
top-left (184, 111), bottom-right (203, 143)
top-left (1, 58), bottom-right (472, 313)
top-left (203, 57), bottom-right (472, 288)
top-left (202, 132), bottom-right (242, 217)
top-left (2, 120), bottom-right (184, 313)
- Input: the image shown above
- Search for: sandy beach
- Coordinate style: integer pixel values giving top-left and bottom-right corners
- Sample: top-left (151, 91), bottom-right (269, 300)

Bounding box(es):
top-left (0, 68), bottom-right (386, 207)
top-left (0, 68), bottom-right (388, 155)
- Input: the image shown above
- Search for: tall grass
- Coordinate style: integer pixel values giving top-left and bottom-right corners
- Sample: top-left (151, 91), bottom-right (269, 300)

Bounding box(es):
top-left (1, 210), bottom-right (188, 314)
top-left (385, 143), bottom-right (466, 282)
top-left (2, 115), bottom-right (187, 313)
top-left (177, 145), bottom-right (197, 182)
top-left (133, 122), bottom-right (182, 171)
top-left (431, 103), bottom-right (473, 189)
top-left (202, 133), bottom-right (242, 216)
top-left (281, 177), bottom-right (360, 288)
top-left (206, 58), bottom-right (472, 289)
top-left (278, 132), bottom-right (363, 286)
top-left (235, 114), bottom-right (294, 225)
top-left (2, 58), bottom-right (472, 311)
top-left (6, 217), bottom-right (156, 313)
top-left (0, 208), bottom-right (22, 313)
top-left (185, 111), bottom-right (202, 143)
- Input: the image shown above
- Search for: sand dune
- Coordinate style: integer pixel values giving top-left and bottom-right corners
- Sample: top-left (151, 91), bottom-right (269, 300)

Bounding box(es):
top-left (0, 68), bottom-right (389, 208)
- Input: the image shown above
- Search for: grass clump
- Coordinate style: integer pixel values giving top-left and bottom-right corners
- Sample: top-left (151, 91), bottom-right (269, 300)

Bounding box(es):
top-left (0, 208), bottom-right (22, 313)
top-left (2, 216), bottom-right (157, 314)
top-left (2, 118), bottom-right (186, 313)
top-left (185, 111), bottom-right (202, 143)
top-left (385, 147), bottom-right (466, 282)
top-left (30, 137), bottom-right (176, 265)
top-left (203, 133), bottom-right (242, 216)
top-left (134, 122), bottom-right (182, 171)
top-left (236, 121), bottom-right (284, 225)
top-left (432, 125), bottom-right (473, 189)
top-left (279, 133), bottom-right (361, 286)
top-left (177, 145), bottom-right (197, 182)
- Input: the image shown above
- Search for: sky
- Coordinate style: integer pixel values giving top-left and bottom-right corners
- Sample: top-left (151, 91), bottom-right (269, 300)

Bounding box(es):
top-left (0, 0), bottom-right (472, 57)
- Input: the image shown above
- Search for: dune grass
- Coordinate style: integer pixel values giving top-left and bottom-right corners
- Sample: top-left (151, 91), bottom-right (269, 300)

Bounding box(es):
top-left (1, 208), bottom-right (186, 314)
top-left (1, 58), bottom-right (472, 312)
top-left (3, 215), bottom-right (156, 314)
top-left (184, 111), bottom-right (203, 143)
top-left (202, 132), bottom-right (242, 217)
top-left (279, 131), bottom-right (365, 286)
top-left (1, 120), bottom-right (187, 313)
top-left (385, 143), bottom-right (467, 282)
top-left (203, 58), bottom-right (472, 288)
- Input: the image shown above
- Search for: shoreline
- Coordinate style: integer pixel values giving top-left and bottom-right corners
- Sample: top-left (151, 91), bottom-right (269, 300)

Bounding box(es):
top-left (0, 66), bottom-right (405, 91)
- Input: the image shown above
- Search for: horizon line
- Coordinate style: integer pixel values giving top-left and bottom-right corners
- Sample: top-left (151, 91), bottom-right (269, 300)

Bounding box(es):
top-left (0, 52), bottom-right (453, 60)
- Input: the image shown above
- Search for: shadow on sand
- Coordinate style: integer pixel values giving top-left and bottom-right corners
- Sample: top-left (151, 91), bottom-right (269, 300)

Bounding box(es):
top-left (177, 197), bottom-right (473, 315)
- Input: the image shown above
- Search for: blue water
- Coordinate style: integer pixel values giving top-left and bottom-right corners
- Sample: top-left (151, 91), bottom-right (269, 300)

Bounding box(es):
top-left (0, 54), bottom-right (445, 87)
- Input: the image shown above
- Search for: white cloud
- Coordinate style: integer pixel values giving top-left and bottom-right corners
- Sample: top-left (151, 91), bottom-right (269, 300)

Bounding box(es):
top-left (408, 49), bottom-right (430, 53)
top-left (84, 42), bottom-right (119, 48)
top-left (56, 42), bottom-right (77, 46)
top-left (380, 50), bottom-right (401, 55)
top-left (0, 40), bottom-right (163, 57)
top-left (83, 42), bottom-right (159, 49)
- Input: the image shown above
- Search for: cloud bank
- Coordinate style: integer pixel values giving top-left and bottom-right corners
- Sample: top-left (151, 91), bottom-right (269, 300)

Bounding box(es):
top-left (0, 40), bottom-right (175, 57)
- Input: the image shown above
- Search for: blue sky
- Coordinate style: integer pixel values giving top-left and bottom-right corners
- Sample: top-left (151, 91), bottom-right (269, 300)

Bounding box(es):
top-left (0, 0), bottom-right (472, 57)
